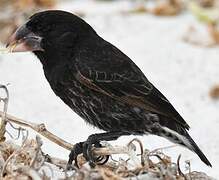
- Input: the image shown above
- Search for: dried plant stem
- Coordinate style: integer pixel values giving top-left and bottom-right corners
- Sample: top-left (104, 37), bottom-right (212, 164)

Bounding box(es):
top-left (45, 155), bottom-right (68, 169)
top-left (93, 146), bottom-right (131, 156)
top-left (0, 85), bottom-right (9, 142)
top-left (0, 111), bottom-right (73, 151)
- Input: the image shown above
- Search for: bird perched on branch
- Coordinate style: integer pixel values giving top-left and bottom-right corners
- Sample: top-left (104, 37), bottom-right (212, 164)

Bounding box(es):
top-left (6, 10), bottom-right (211, 168)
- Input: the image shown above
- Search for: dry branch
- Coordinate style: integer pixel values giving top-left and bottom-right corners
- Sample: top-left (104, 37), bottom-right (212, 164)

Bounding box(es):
top-left (0, 111), bottom-right (73, 151)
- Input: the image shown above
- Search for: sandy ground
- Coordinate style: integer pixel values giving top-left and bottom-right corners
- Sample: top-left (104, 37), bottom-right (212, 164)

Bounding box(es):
top-left (0, 0), bottom-right (219, 178)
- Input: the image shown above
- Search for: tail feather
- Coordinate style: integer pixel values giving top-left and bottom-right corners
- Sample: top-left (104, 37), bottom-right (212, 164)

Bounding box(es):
top-left (184, 131), bottom-right (212, 167)
top-left (160, 126), bottom-right (212, 167)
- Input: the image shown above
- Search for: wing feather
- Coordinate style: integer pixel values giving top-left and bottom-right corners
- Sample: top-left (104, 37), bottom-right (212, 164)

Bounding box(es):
top-left (76, 68), bottom-right (190, 130)
top-left (72, 38), bottom-right (190, 129)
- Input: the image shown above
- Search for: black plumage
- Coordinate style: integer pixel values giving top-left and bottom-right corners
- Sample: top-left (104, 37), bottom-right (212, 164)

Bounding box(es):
top-left (7, 10), bottom-right (211, 167)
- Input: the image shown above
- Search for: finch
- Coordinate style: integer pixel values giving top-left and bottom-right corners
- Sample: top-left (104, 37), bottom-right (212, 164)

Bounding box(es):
top-left (7, 10), bottom-right (211, 167)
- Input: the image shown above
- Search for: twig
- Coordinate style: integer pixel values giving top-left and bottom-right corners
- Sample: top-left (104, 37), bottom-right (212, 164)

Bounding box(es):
top-left (149, 145), bottom-right (177, 155)
top-left (6, 123), bottom-right (27, 141)
top-left (127, 138), bottom-right (145, 166)
top-left (93, 145), bottom-right (131, 156)
top-left (44, 155), bottom-right (68, 169)
top-left (177, 154), bottom-right (187, 179)
top-left (30, 136), bottom-right (43, 168)
top-left (0, 85), bottom-right (9, 142)
top-left (0, 111), bottom-right (74, 151)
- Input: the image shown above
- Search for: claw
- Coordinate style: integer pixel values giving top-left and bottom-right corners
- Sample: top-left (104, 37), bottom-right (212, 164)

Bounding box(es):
top-left (95, 155), bottom-right (110, 165)
top-left (67, 142), bottom-right (83, 169)
top-left (82, 140), bottom-right (96, 167)
top-left (92, 141), bottom-right (108, 165)
top-left (82, 140), bottom-right (109, 167)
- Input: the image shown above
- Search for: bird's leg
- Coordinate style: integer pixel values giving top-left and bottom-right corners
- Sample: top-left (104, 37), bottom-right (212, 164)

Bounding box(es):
top-left (67, 140), bottom-right (106, 169)
top-left (67, 131), bottom-right (130, 169)
top-left (83, 131), bottom-right (130, 167)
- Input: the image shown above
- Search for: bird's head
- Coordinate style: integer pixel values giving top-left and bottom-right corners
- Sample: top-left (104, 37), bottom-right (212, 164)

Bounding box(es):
top-left (6, 10), bottom-right (96, 64)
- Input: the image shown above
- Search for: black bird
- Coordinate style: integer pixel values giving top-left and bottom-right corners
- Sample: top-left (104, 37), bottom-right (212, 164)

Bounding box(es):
top-left (6, 10), bottom-right (211, 167)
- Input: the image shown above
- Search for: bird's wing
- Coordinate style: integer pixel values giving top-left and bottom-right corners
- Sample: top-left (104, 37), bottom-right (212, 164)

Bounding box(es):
top-left (72, 40), bottom-right (189, 130)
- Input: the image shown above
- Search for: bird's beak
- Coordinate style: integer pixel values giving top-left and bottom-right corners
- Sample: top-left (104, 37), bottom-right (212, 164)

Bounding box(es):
top-left (6, 24), bottom-right (44, 52)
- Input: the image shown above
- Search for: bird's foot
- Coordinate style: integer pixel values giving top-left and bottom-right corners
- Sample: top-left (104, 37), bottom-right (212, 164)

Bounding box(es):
top-left (82, 138), bottom-right (109, 168)
top-left (67, 139), bottom-right (109, 169)
top-left (67, 131), bottom-right (126, 169)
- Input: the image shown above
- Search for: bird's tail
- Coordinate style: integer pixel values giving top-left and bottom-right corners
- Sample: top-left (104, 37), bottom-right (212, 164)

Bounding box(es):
top-left (160, 126), bottom-right (212, 167)
top-left (183, 131), bottom-right (212, 167)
